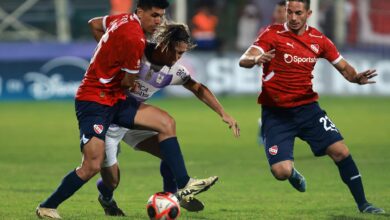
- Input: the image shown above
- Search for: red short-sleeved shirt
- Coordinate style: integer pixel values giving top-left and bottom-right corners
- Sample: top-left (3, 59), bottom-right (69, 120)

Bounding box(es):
top-left (252, 23), bottom-right (342, 108)
top-left (76, 14), bottom-right (146, 106)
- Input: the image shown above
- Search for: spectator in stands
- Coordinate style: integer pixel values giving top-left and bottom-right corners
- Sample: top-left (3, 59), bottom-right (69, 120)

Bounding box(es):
top-left (110, 0), bottom-right (133, 15)
top-left (191, 5), bottom-right (219, 51)
top-left (236, 4), bottom-right (261, 51)
top-left (257, 1), bottom-right (286, 37)
top-left (273, 0), bottom-right (287, 24)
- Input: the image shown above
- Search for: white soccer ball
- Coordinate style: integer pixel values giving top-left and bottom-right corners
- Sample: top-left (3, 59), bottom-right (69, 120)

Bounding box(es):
top-left (146, 192), bottom-right (180, 220)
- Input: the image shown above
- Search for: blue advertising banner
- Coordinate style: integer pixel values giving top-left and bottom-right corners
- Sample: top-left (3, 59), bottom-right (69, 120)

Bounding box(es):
top-left (0, 57), bottom-right (89, 100)
top-left (1, 42), bottom-right (389, 101)
top-left (0, 42), bottom-right (94, 100)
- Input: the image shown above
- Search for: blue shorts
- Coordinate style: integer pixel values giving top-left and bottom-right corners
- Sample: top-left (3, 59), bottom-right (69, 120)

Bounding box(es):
top-left (261, 102), bottom-right (343, 166)
top-left (75, 96), bottom-right (140, 150)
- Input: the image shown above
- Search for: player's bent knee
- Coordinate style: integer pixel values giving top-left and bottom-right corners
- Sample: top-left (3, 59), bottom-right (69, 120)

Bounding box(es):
top-left (110, 181), bottom-right (119, 189)
top-left (272, 170), bottom-right (291, 180)
top-left (327, 142), bottom-right (350, 162)
top-left (271, 162), bottom-right (293, 180)
top-left (85, 163), bottom-right (102, 178)
top-left (160, 115), bottom-right (176, 134)
top-left (77, 165), bottom-right (101, 180)
top-left (106, 176), bottom-right (120, 189)
top-left (331, 151), bottom-right (350, 162)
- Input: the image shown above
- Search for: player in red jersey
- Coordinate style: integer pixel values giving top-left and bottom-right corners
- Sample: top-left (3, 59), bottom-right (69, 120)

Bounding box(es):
top-left (86, 22), bottom-right (238, 215)
top-left (36, 1), bottom-right (169, 219)
top-left (239, 0), bottom-right (385, 214)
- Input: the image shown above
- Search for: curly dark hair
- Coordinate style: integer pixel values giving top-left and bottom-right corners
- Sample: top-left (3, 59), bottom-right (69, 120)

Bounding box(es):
top-left (152, 22), bottom-right (196, 52)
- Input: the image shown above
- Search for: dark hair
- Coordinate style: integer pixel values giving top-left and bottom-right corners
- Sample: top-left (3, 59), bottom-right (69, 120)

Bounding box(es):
top-left (287, 0), bottom-right (310, 10)
top-left (136, 0), bottom-right (170, 10)
top-left (277, 1), bottom-right (286, 7)
top-left (152, 22), bottom-right (196, 51)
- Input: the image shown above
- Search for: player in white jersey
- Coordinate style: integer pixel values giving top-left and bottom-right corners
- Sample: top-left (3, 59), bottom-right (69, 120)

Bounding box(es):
top-left (89, 21), bottom-right (240, 215)
top-left (104, 52), bottom-right (200, 160)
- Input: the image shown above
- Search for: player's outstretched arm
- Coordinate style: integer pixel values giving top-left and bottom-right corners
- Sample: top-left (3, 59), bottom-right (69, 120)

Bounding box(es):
top-left (183, 78), bottom-right (240, 137)
top-left (334, 59), bottom-right (378, 85)
top-left (88, 17), bottom-right (105, 42)
top-left (239, 47), bottom-right (275, 69)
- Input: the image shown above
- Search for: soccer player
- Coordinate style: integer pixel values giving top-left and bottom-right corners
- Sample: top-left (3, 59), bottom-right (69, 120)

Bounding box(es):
top-left (239, 0), bottom-right (385, 214)
top-left (36, 1), bottom-right (218, 219)
top-left (88, 22), bottom-right (239, 215)
top-left (36, 1), bottom-right (169, 218)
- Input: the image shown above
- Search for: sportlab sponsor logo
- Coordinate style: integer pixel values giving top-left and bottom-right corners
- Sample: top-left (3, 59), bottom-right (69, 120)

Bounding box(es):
top-left (284, 53), bottom-right (318, 64)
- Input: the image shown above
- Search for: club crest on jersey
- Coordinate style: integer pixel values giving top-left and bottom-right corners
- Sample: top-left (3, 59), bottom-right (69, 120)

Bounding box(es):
top-left (311, 44), bottom-right (320, 54)
top-left (156, 73), bottom-right (165, 84)
top-left (269, 145), bottom-right (278, 155)
top-left (93, 124), bottom-right (104, 134)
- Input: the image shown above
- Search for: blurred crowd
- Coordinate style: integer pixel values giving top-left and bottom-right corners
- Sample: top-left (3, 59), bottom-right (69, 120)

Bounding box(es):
top-left (0, 0), bottom-right (389, 53)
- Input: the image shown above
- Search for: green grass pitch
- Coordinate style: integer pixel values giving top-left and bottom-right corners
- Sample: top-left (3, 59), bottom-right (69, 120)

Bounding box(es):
top-left (0, 96), bottom-right (389, 219)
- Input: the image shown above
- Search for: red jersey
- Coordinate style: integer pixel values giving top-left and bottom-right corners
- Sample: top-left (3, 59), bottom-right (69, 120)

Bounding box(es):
top-left (76, 14), bottom-right (146, 106)
top-left (252, 23), bottom-right (342, 108)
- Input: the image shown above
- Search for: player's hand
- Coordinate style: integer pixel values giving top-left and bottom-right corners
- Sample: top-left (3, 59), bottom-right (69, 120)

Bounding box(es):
top-left (222, 114), bottom-right (240, 137)
top-left (129, 82), bottom-right (139, 93)
top-left (121, 74), bottom-right (138, 88)
top-left (355, 69), bottom-right (377, 85)
top-left (255, 49), bottom-right (275, 65)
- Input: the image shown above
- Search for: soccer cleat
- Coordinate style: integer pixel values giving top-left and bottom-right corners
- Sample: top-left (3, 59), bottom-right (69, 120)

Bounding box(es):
top-left (288, 169), bottom-right (306, 192)
top-left (359, 203), bottom-right (385, 214)
top-left (36, 206), bottom-right (62, 219)
top-left (176, 176), bottom-right (218, 201)
top-left (179, 197), bottom-right (205, 212)
top-left (98, 195), bottom-right (126, 216)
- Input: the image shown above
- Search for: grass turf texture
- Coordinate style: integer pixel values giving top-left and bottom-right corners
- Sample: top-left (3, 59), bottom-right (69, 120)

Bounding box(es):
top-left (0, 96), bottom-right (389, 220)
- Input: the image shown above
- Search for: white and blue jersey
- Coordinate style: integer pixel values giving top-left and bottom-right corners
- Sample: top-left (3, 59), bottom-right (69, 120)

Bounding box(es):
top-left (130, 57), bottom-right (191, 102)
top-left (103, 55), bottom-right (192, 167)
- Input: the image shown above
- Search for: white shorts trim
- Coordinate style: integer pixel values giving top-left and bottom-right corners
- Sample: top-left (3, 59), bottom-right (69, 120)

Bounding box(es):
top-left (102, 125), bottom-right (128, 168)
top-left (122, 129), bottom-right (158, 148)
top-left (102, 125), bottom-right (158, 168)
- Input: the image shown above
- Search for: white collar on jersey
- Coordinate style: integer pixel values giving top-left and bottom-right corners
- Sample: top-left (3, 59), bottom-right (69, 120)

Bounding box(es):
top-left (130, 13), bottom-right (141, 25)
top-left (283, 22), bottom-right (309, 32)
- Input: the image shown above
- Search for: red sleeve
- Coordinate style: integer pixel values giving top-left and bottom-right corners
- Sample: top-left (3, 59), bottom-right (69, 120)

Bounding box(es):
top-left (322, 36), bottom-right (343, 64)
top-left (103, 14), bottom-right (126, 31)
top-left (119, 36), bottom-right (145, 74)
top-left (252, 26), bottom-right (275, 53)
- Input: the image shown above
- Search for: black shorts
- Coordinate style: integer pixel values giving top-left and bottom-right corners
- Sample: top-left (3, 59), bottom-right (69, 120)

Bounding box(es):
top-left (261, 102), bottom-right (343, 166)
top-left (75, 96), bottom-right (140, 150)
